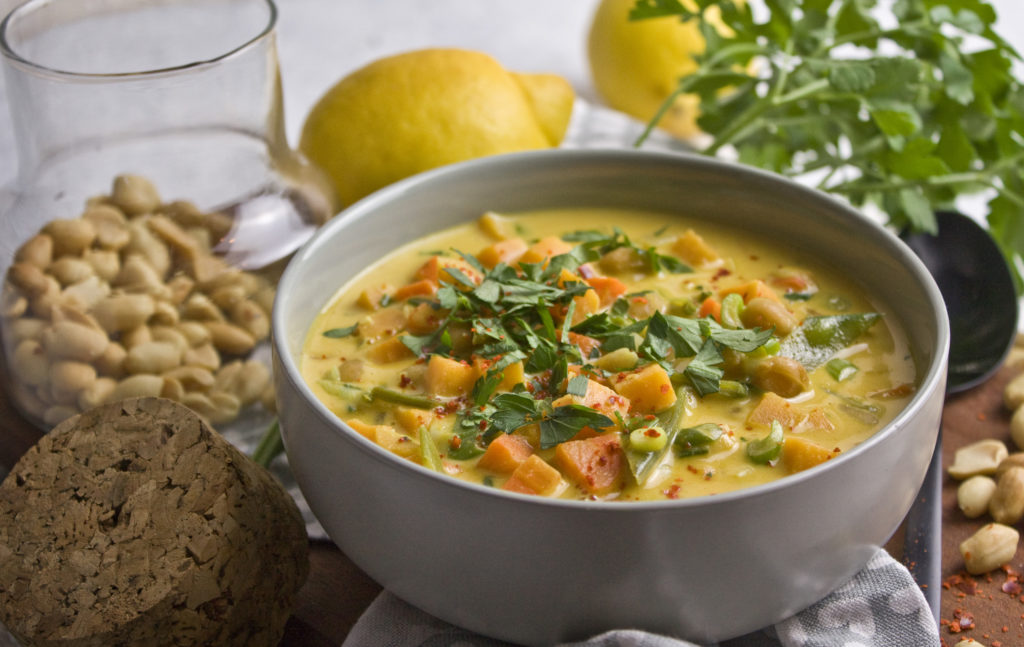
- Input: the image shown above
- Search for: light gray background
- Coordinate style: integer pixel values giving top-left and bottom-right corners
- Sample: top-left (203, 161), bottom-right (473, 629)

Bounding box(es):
top-left (0, 0), bottom-right (1019, 200)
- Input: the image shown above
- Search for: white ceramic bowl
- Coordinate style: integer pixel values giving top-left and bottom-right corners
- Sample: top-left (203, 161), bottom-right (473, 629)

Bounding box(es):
top-left (272, 149), bottom-right (948, 644)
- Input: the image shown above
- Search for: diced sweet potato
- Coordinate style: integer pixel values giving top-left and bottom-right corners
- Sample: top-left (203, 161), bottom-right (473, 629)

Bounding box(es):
top-left (364, 336), bottom-right (414, 364)
top-left (552, 378), bottom-right (630, 421)
top-left (502, 454), bottom-right (563, 496)
top-left (477, 237), bottom-right (528, 268)
top-left (405, 302), bottom-right (445, 335)
top-left (478, 211), bottom-right (514, 239)
top-left (424, 355), bottom-right (477, 397)
top-left (719, 279), bottom-right (780, 303)
top-left (472, 357), bottom-right (526, 392)
top-left (585, 275), bottom-right (627, 307)
top-left (478, 433), bottom-right (534, 473)
top-left (612, 364), bottom-right (676, 414)
top-left (746, 391), bottom-right (801, 429)
top-left (346, 419), bottom-right (392, 441)
top-left (671, 229), bottom-right (720, 268)
top-left (781, 435), bottom-right (838, 474)
top-left (356, 283), bottom-right (393, 310)
top-left (553, 434), bottom-right (626, 496)
top-left (416, 255), bottom-right (483, 286)
top-left (393, 406), bottom-right (434, 434)
top-left (357, 307), bottom-right (407, 342)
top-left (375, 425), bottom-right (419, 459)
top-left (519, 235), bottom-right (573, 265)
top-left (392, 279), bottom-right (437, 302)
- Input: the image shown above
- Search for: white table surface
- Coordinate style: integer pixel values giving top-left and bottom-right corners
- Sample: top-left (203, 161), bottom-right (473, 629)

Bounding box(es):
top-left (0, 0), bottom-right (1020, 199)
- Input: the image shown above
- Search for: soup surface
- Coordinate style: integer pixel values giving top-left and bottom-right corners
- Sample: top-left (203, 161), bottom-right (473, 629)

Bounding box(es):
top-left (301, 208), bottom-right (916, 501)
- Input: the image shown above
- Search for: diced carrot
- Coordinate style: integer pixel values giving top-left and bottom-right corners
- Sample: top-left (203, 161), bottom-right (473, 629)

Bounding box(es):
top-left (553, 434), bottom-right (626, 496)
top-left (781, 435), bottom-right (838, 474)
top-left (424, 355), bottom-right (477, 397)
top-left (477, 237), bottom-right (528, 268)
top-left (612, 364), bottom-right (676, 414)
top-left (567, 331), bottom-right (601, 359)
top-left (502, 454), bottom-right (563, 496)
top-left (392, 279), bottom-right (437, 302)
top-left (671, 229), bottom-right (720, 268)
top-left (356, 283), bottom-right (393, 310)
top-left (478, 433), bottom-right (534, 473)
top-left (519, 235), bottom-right (573, 265)
top-left (472, 357), bottom-right (526, 392)
top-left (719, 279), bottom-right (780, 303)
top-left (698, 296), bottom-right (721, 322)
top-left (415, 255), bottom-right (483, 286)
top-left (364, 336), bottom-right (414, 364)
top-left (585, 275), bottom-right (628, 308)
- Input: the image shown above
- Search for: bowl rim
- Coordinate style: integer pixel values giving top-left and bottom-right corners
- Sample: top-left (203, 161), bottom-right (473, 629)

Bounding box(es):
top-left (273, 147), bottom-right (950, 512)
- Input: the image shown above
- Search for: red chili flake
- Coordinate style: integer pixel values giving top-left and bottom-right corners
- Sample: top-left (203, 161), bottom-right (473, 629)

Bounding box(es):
top-left (663, 484), bottom-right (681, 499)
top-left (399, 374), bottom-right (413, 388)
top-left (978, 412), bottom-right (987, 421)
top-left (644, 428), bottom-right (660, 438)
top-left (449, 436), bottom-right (462, 450)
top-left (686, 465), bottom-right (700, 474)
top-left (1003, 580), bottom-right (1023, 595)
top-left (953, 610), bottom-right (975, 631)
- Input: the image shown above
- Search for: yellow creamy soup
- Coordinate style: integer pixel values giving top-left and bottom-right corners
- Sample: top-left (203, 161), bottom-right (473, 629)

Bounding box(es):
top-left (301, 208), bottom-right (916, 501)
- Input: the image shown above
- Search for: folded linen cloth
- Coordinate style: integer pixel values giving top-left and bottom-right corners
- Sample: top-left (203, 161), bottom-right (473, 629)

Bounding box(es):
top-left (342, 548), bottom-right (940, 647)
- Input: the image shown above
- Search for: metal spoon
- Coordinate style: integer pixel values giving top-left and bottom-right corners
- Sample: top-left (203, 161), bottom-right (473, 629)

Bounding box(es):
top-left (898, 209), bottom-right (1019, 621)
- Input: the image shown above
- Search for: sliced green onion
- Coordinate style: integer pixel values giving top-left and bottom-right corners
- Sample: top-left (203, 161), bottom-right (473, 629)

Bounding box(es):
top-left (747, 420), bottom-right (784, 465)
top-left (716, 379), bottom-right (749, 398)
top-left (629, 425), bottom-right (669, 453)
top-left (826, 357), bottom-right (858, 382)
top-left (673, 423), bottom-right (724, 457)
top-left (720, 292), bottom-right (745, 329)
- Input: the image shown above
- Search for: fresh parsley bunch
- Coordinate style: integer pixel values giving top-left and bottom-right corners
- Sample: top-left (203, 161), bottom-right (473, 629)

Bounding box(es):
top-left (631, 0), bottom-right (1024, 286)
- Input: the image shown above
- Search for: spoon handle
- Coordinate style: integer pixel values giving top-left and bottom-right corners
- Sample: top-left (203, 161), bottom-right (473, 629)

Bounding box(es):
top-left (903, 425), bottom-right (942, 624)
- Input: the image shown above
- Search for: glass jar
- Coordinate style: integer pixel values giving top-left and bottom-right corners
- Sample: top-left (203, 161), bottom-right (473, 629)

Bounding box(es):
top-left (0, 0), bottom-right (335, 430)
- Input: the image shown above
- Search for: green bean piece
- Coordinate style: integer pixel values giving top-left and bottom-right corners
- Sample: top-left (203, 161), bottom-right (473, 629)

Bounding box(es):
top-left (419, 426), bottom-right (444, 472)
top-left (673, 423), bottom-right (724, 457)
top-left (747, 420), bottom-right (785, 465)
top-left (251, 419), bottom-right (284, 468)
top-left (626, 385), bottom-right (690, 485)
top-left (716, 379), bottom-right (749, 398)
top-left (371, 386), bottom-right (438, 409)
top-left (826, 357), bottom-right (858, 382)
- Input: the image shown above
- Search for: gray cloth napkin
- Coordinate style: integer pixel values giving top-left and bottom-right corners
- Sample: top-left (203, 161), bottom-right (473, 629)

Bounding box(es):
top-left (341, 549), bottom-right (940, 647)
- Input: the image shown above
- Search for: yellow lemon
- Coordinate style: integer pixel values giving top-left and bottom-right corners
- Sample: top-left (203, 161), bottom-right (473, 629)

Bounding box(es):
top-left (587, 0), bottom-right (714, 140)
top-left (299, 48), bottom-right (575, 206)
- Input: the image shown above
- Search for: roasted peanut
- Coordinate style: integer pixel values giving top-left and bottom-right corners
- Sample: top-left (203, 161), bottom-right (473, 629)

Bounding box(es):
top-left (740, 297), bottom-right (797, 336)
top-left (7, 317), bottom-right (46, 343)
top-left (958, 475), bottom-right (997, 519)
top-left (121, 325), bottom-right (152, 349)
top-left (62, 276), bottom-right (110, 311)
top-left (82, 248), bottom-right (121, 281)
top-left (125, 220), bottom-right (171, 277)
top-left (109, 374), bottom-right (165, 400)
top-left (111, 174), bottom-right (161, 216)
top-left (229, 299), bottom-right (269, 340)
top-left (163, 365), bottom-right (216, 391)
top-left (14, 234), bottom-right (53, 268)
top-left (959, 523), bottom-right (1020, 575)
top-left (1005, 371), bottom-right (1024, 410)
top-left (2, 291), bottom-right (27, 319)
top-left (183, 343), bottom-right (221, 371)
top-left (996, 452), bottom-right (1024, 478)
top-left (93, 342), bottom-right (127, 378)
top-left (1011, 407), bottom-right (1024, 452)
top-left (7, 261), bottom-right (51, 297)
top-left (204, 321), bottom-right (256, 356)
top-left (49, 257), bottom-right (95, 286)
top-left (751, 356), bottom-right (810, 398)
top-left (44, 218), bottom-right (96, 257)
top-left (990, 466), bottom-right (1024, 525)
top-left (124, 341), bottom-right (182, 375)
top-left (150, 300), bottom-right (180, 327)
top-left (41, 320), bottom-right (108, 362)
top-left (176, 320), bottom-right (211, 347)
top-left (948, 439), bottom-right (1009, 479)
top-left (11, 339), bottom-right (49, 386)
top-left (49, 360), bottom-right (97, 395)
top-left (77, 377), bottom-right (117, 411)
